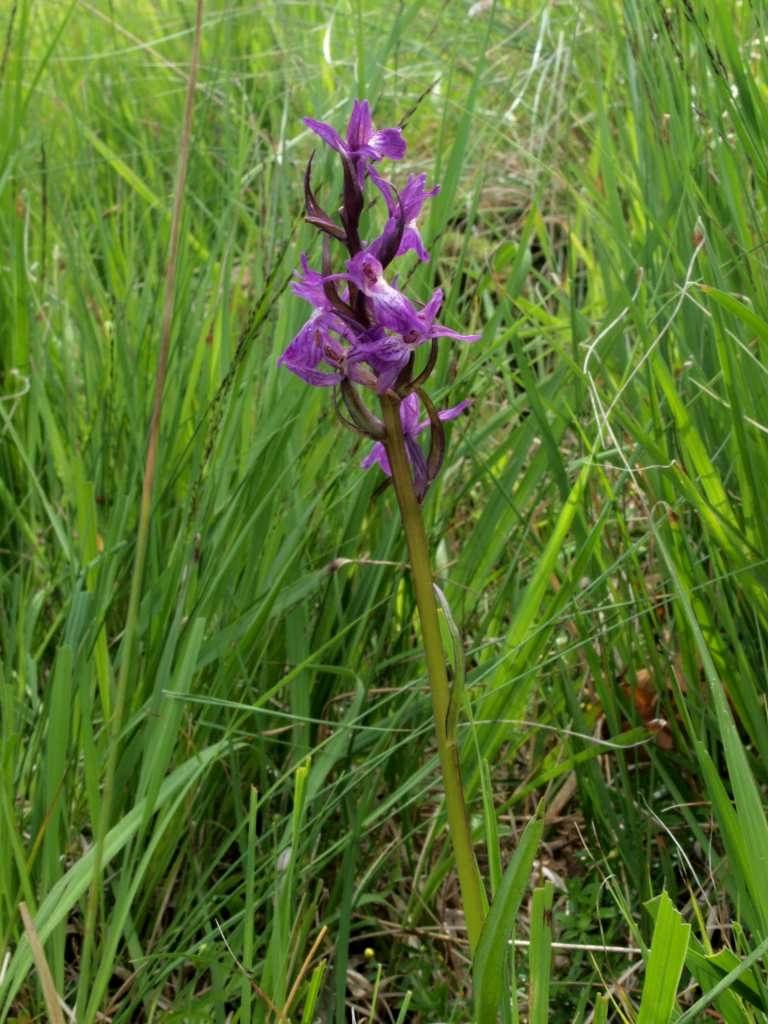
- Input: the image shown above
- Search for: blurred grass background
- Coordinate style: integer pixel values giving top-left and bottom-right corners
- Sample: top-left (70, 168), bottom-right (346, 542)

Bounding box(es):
top-left (2, 0), bottom-right (768, 1020)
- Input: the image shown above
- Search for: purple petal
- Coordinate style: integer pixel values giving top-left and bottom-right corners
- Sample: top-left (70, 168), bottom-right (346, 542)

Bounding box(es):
top-left (398, 224), bottom-right (430, 262)
top-left (278, 314), bottom-right (321, 367)
top-left (366, 219), bottom-right (396, 262)
top-left (348, 143), bottom-right (381, 161)
top-left (375, 364), bottom-right (405, 393)
top-left (399, 174), bottom-right (439, 221)
top-left (368, 165), bottom-right (395, 208)
top-left (368, 128), bottom-right (406, 161)
top-left (346, 251), bottom-right (384, 292)
top-left (399, 393), bottom-right (421, 435)
top-left (438, 398), bottom-right (473, 422)
top-left (346, 100), bottom-right (373, 149)
top-left (291, 254), bottom-right (333, 309)
top-left (351, 331), bottom-right (410, 393)
top-left (361, 395), bottom-right (470, 492)
top-left (361, 441), bottom-right (391, 475)
top-left (416, 398), bottom-right (473, 435)
top-left (281, 363), bottom-right (343, 387)
top-left (405, 435), bottom-right (428, 498)
top-left (303, 117), bottom-right (347, 156)
top-left (277, 312), bottom-right (345, 387)
top-left (368, 214), bottom-right (406, 270)
top-left (418, 287), bottom-right (481, 342)
top-left (385, 176), bottom-right (439, 262)
top-left (372, 289), bottom-right (424, 336)
top-left (421, 287), bottom-right (444, 322)
top-left (428, 324), bottom-right (481, 342)
top-left (346, 252), bottom-right (424, 336)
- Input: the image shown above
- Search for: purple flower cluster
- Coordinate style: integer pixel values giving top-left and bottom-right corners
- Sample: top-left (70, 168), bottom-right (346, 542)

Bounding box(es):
top-left (278, 99), bottom-right (477, 498)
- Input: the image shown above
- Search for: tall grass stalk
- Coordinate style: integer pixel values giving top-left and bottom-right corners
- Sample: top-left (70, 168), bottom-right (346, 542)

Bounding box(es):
top-left (76, 1), bottom-right (204, 1016)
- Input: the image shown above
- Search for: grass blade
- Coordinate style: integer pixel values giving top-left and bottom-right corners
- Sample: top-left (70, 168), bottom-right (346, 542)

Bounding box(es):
top-left (473, 815), bottom-right (543, 1024)
top-left (637, 891), bottom-right (690, 1024)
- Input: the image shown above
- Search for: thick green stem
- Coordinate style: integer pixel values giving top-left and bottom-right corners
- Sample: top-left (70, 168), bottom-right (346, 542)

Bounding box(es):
top-left (380, 393), bottom-right (486, 953)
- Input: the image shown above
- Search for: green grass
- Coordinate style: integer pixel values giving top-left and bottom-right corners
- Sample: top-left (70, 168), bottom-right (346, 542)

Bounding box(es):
top-left (2, 0), bottom-right (768, 1020)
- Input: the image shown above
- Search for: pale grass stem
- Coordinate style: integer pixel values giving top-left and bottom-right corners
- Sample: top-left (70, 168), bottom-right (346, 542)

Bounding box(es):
top-left (74, 1), bottom-right (204, 1017)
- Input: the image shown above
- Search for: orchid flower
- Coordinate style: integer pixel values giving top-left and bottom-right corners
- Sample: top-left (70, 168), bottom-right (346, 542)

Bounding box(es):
top-left (304, 99), bottom-right (405, 187)
top-left (371, 172), bottom-right (440, 262)
top-left (362, 393), bottom-right (471, 499)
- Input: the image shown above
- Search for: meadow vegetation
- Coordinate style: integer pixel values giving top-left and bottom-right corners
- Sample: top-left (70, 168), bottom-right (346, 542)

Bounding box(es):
top-left (2, 0), bottom-right (768, 1020)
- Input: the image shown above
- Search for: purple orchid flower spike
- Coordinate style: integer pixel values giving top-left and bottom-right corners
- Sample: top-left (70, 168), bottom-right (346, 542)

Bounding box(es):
top-left (279, 99), bottom-right (480, 497)
top-left (362, 393), bottom-right (472, 499)
top-left (304, 100), bottom-right (406, 187)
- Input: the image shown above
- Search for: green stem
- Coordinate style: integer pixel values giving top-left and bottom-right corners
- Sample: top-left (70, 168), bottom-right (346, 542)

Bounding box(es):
top-left (379, 393), bottom-right (486, 953)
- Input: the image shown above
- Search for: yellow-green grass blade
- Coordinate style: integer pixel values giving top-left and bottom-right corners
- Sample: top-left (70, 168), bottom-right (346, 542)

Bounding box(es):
top-left (637, 892), bottom-right (690, 1024)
